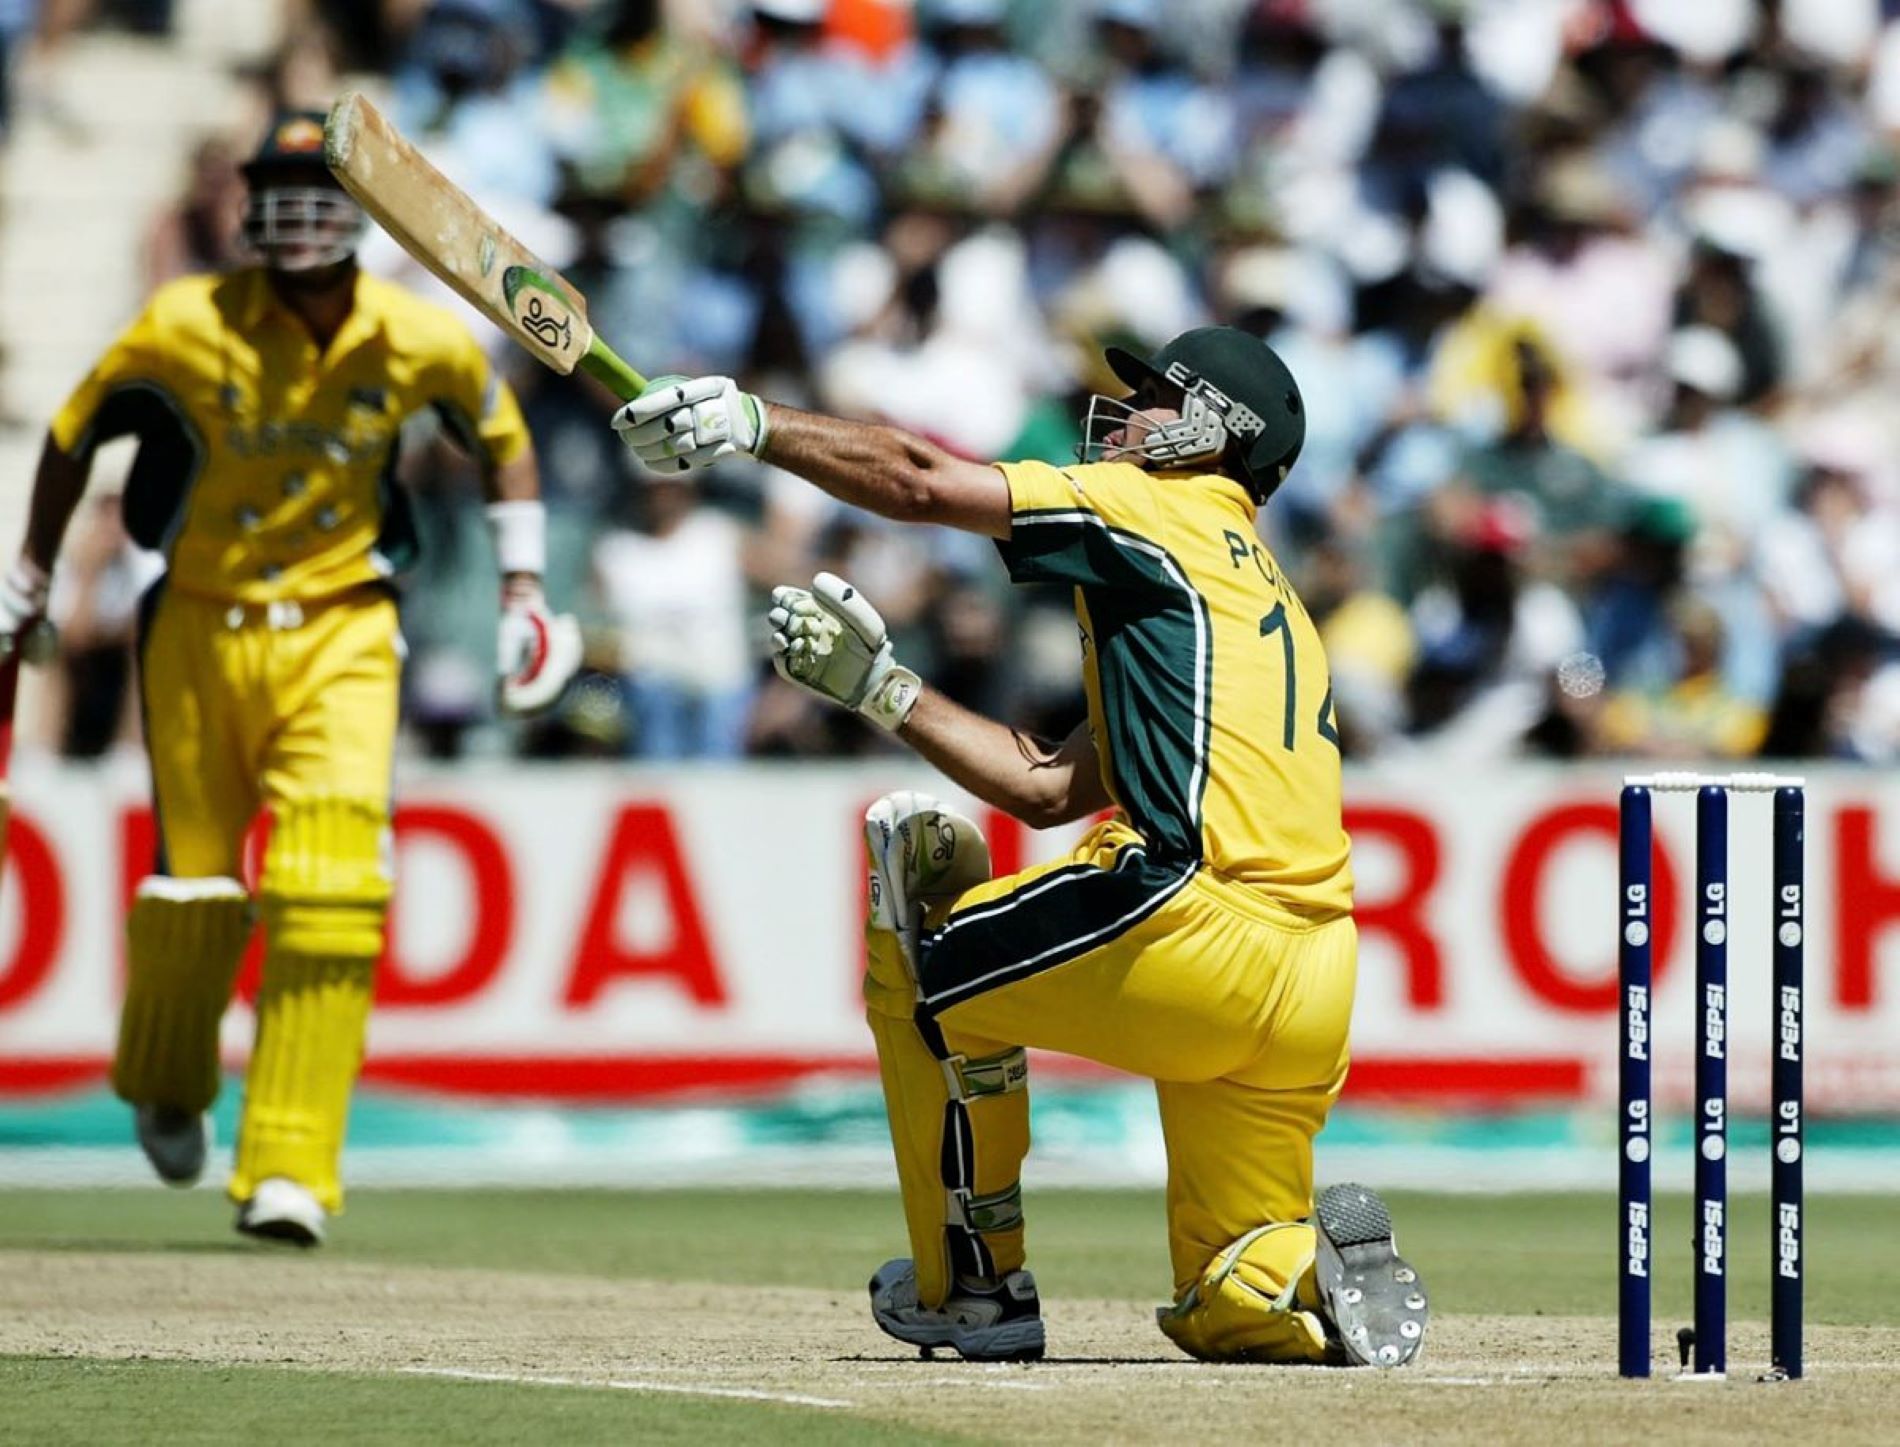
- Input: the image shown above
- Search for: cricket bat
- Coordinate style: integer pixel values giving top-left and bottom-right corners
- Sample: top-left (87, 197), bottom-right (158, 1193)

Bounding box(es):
top-left (324, 92), bottom-right (649, 401)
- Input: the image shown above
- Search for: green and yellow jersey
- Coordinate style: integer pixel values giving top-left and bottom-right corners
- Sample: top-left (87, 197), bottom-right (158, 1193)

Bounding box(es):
top-left (995, 459), bottom-right (1354, 921)
top-left (50, 267), bottom-right (529, 605)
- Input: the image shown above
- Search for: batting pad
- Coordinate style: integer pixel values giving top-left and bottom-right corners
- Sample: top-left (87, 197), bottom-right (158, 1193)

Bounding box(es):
top-left (1157, 1222), bottom-right (1331, 1364)
top-left (232, 950), bottom-right (375, 1214)
top-left (864, 794), bottom-right (1029, 1308)
top-left (233, 797), bottom-right (391, 1212)
top-left (258, 795), bottom-right (392, 958)
top-left (111, 877), bottom-right (254, 1113)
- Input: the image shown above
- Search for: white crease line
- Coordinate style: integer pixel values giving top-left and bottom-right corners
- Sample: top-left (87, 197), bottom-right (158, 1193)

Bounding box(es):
top-left (400, 1367), bottom-right (852, 1410)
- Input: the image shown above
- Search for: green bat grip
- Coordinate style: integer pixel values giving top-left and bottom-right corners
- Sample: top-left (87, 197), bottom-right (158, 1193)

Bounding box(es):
top-left (579, 335), bottom-right (648, 400)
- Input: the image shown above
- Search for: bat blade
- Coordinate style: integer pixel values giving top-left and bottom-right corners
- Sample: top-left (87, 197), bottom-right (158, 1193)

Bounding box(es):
top-left (324, 92), bottom-right (646, 398)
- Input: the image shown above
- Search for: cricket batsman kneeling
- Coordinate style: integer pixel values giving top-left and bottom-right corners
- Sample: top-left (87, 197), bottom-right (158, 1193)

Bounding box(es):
top-left (1, 112), bottom-right (579, 1245)
top-left (614, 328), bottom-right (1429, 1365)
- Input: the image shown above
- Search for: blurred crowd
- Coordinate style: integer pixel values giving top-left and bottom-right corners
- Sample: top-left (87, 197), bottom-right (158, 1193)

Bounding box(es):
top-left (27, 0), bottom-right (1900, 765)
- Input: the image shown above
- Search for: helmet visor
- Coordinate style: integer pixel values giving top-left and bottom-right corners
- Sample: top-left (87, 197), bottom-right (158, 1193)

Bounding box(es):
top-left (1076, 385), bottom-right (1223, 469)
top-left (243, 186), bottom-right (366, 272)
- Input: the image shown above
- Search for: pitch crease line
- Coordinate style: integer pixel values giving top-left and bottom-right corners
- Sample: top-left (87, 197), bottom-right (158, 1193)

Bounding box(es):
top-left (401, 1366), bottom-right (853, 1409)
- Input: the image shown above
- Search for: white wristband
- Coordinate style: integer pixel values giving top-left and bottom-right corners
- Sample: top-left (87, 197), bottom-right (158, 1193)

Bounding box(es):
top-left (485, 501), bottom-right (546, 577)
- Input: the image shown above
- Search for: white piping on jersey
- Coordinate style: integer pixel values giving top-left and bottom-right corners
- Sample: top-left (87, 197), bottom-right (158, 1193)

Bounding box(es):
top-left (1010, 509), bottom-right (1211, 840)
top-left (929, 862), bottom-right (1098, 944)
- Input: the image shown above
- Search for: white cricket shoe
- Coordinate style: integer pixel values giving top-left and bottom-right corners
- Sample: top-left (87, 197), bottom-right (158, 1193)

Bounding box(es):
top-left (135, 1105), bottom-right (209, 1187)
top-left (869, 1258), bottom-right (1045, 1362)
top-left (235, 1176), bottom-right (326, 1248)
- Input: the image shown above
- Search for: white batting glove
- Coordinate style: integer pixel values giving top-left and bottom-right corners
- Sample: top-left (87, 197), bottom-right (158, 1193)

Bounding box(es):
top-left (0, 557), bottom-right (57, 665)
top-left (767, 572), bottom-right (921, 733)
top-left (496, 583), bottom-right (583, 716)
top-left (612, 374), bottom-right (769, 476)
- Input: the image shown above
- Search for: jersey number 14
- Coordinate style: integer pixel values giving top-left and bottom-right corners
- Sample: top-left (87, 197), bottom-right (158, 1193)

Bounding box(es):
top-left (1259, 603), bottom-right (1340, 752)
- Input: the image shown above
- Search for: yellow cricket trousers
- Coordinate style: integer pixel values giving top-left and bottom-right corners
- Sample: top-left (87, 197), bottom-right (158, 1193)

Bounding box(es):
top-left (901, 818), bottom-right (1356, 1299)
top-left (126, 582), bottom-right (400, 1210)
top-left (139, 585), bottom-right (400, 876)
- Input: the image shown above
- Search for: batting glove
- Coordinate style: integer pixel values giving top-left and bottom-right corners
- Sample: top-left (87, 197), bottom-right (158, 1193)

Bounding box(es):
top-left (496, 581), bottom-right (583, 717)
top-left (0, 557), bottom-right (58, 665)
top-left (767, 572), bottom-right (921, 733)
top-left (613, 374), bottom-right (768, 476)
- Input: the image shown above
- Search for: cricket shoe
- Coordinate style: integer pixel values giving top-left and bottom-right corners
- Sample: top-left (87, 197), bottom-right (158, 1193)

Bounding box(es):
top-left (235, 1176), bottom-right (326, 1248)
top-left (869, 1258), bottom-right (1045, 1362)
top-left (135, 1104), bottom-right (209, 1187)
top-left (1311, 1183), bottom-right (1429, 1368)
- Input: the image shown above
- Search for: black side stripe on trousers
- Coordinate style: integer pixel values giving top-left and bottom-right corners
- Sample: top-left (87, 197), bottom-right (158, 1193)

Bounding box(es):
top-left (918, 848), bottom-right (1195, 1016)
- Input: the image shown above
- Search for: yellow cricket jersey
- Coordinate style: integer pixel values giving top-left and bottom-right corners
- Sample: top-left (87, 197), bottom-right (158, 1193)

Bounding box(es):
top-left (995, 459), bottom-right (1354, 919)
top-left (50, 267), bottom-right (530, 604)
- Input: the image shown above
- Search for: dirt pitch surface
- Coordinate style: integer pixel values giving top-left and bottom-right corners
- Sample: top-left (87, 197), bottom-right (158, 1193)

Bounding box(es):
top-left (4, 1250), bottom-right (1896, 1444)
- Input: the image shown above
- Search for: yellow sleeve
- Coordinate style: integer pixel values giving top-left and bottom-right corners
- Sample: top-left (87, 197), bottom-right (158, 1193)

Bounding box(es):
top-left (49, 300), bottom-right (174, 456)
top-left (993, 460), bottom-right (1166, 589)
top-left (428, 324), bottom-right (531, 468)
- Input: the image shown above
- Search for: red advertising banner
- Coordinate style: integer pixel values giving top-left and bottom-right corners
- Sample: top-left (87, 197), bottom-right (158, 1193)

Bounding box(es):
top-left (2, 761), bottom-right (1896, 1109)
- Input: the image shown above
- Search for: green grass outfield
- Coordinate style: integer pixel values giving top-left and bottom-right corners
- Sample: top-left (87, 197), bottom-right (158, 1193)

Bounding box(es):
top-left (2, 1189), bottom-right (1893, 1443)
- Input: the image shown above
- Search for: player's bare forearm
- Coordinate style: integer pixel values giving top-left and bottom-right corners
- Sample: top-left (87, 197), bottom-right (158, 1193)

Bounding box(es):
top-left (20, 434), bottom-right (91, 572)
top-left (484, 448), bottom-right (540, 506)
top-left (897, 690), bottom-right (1108, 829)
top-left (759, 404), bottom-right (1012, 539)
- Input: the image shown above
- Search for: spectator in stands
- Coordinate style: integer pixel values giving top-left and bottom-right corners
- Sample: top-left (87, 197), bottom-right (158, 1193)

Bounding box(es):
top-left (1595, 596), bottom-right (1767, 759)
top-left (393, 0), bottom-right (559, 206)
top-left (739, 0), bottom-right (914, 230)
top-left (1671, 236), bottom-right (1784, 405)
top-left (1761, 54), bottom-right (1867, 208)
top-left (1584, 495), bottom-right (1693, 693)
top-left (1090, 0), bottom-right (1237, 229)
top-left (294, 0), bottom-right (421, 72)
top-left (1302, 537), bottom-right (1416, 758)
top-left (1404, 499), bottom-right (1585, 759)
top-left (1759, 616), bottom-right (1882, 758)
top-left (894, 0), bottom-right (1061, 217)
top-left (544, 0), bottom-right (747, 206)
top-left (1442, 328), bottom-right (1626, 596)
top-left (1587, 31), bottom-right (1722, 216)
top-left (593, 472), bottom-right (755, 759)
top-left (239, 19), bottom-right (343, 126)
top-left (1624, 327), bottom-right (1792, 566)
top-left (1366, 3), bottom-right (1505, 194)
top-left (36, 0), bottom-right (1900, 769)
top-left (1619, 329), bottom-right (1789, 707)
top-left (1487, 156), bottom-right (1673, 432)
top-left (1763, 436), bottom-right (1900, 630)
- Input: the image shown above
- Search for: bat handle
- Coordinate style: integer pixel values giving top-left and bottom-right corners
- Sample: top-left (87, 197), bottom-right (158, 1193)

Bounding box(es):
top-left (580, 337), bottom-right (648, 401)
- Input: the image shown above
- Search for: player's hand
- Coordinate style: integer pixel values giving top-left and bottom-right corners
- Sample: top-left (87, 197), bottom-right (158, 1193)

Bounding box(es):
top-left (496, 580), bottom-right (582, 717)
top-left (0, 557), bottom-right (58, 666)
top-left (767, 572), bottom-right (921, 733)
top-left (612, 374), bottom-right (768, 476)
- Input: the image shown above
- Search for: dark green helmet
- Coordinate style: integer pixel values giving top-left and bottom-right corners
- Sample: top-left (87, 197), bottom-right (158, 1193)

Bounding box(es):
top-left (1095, 326), bottom-right (1306, 503)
